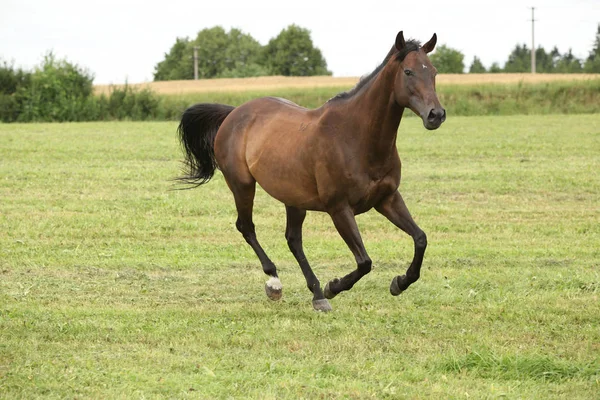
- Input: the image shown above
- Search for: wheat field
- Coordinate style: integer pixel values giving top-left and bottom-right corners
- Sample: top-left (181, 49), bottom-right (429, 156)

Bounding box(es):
top-left (94, 73), bottom-right (600, 95)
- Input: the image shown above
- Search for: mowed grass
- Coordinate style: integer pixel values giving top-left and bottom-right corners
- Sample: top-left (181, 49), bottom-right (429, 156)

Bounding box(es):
top-left (1, 114), bottom-right (599, 398)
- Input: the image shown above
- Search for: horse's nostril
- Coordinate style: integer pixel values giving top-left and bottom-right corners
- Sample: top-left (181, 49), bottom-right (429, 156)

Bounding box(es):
top-left (428, 109), bottom-right (445, 122)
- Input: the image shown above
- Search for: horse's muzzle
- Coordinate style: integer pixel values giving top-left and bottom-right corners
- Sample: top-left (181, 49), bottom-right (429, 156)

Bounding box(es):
top-left (425, 108), bottom-right (446, 130)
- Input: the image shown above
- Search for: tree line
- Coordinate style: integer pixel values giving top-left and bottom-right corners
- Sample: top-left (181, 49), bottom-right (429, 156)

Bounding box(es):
top-left (156, 24), bottom-right (600, 78)
top-left (2, 52), bottom-right (599, 123)
top-left (397, 24), bottom-right (600, 74)
top-left (153, 25), bottom-right (331, 80)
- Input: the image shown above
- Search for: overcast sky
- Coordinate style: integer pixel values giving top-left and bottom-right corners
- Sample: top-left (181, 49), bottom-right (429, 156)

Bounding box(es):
top-left (1, 0), bottom-right (599, 84)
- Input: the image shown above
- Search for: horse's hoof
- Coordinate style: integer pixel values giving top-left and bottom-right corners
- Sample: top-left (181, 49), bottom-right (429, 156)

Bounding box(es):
top-left (265, 277), bottom-right (282, 301)
top-left (312, 298), bottom-right (332, 312)
top-left (390, 275), bottom-right (405, 296)
top-left (323, 280), bottom-right (338, 299)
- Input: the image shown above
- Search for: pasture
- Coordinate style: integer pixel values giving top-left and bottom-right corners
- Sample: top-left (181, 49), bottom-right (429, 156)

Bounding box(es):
top-left (94, 74), bottom-right (600, 95)
top-left (1, 114), bottom-right (599, 398)
top-left (92, 76), bottom-right (600, 120)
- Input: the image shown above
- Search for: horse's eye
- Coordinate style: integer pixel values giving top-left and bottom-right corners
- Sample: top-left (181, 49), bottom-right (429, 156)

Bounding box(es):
top-left (404, 69), bottom-right (413, 76)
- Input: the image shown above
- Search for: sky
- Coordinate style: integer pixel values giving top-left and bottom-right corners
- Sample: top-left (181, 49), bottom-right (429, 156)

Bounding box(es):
top-left (1, 0), bottom-right (599, 84)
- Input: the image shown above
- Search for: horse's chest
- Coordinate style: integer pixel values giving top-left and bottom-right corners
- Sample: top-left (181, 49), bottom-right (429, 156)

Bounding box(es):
top-left (351, 175), bottom-right (399, 214)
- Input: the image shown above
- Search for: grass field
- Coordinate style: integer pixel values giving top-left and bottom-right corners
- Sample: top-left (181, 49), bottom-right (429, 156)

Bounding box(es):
top-left (92, 75), bottom-right (600, 120)
top-left (1, 114), bottom-right (599, 398)
top-left (94, 74), bottom-right (600, 95)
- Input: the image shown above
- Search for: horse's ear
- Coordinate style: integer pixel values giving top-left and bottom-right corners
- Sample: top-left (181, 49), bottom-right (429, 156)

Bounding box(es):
top-left (422, 33), bottom-right (437, 53)
top-left (395, 31), bottom-right (406, 51)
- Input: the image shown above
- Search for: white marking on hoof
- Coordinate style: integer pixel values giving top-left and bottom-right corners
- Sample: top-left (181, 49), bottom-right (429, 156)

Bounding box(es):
top-left (266, 277), bottom-right (282, 290)
top-left (265, 277), bottom-right (283, 301)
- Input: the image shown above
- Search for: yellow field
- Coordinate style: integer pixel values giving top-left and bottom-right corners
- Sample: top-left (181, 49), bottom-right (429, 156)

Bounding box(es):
top-left (94, 74), bottom-right (600, 95)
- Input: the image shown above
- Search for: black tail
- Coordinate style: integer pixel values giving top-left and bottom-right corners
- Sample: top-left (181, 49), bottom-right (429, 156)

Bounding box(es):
top-left (177, 103), bottom-right (235, 188)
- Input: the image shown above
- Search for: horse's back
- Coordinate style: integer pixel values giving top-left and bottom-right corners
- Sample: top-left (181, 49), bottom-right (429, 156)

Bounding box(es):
top-left (215, 96), bottom-right (319, 157)
top-left (214, 97), bottom-right (326, 209)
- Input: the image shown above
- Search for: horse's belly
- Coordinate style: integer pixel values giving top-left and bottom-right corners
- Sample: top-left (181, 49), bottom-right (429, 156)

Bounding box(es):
top-left (258, 179), bottom-right (325, 211)
top-left (248, 156), bottom-right (324, 211)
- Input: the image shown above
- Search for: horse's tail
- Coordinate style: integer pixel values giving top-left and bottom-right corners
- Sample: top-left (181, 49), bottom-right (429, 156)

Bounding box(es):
top-left (177, 103), bottom-right (235, 188)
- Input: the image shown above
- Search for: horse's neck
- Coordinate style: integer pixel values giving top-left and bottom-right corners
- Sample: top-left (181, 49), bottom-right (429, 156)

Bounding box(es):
top-left (348, 67), bottom-right (404, 165)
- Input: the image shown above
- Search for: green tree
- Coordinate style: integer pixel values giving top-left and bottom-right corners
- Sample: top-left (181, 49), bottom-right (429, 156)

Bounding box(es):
top-left (504, 44), bottom-right (530, 72)
top-left (153, 38), bottom-right (191, 81)
top-left (502, 43), bottom-right (586, 73)
top-left (549, 46), bottom-right (562, 70)
top-left (262, 24), bottom-right (331, 76)
top-left (489, 62), bottom-right (502, 73)
top-left (535, 47), bottom-right (556, 73)
top-left (584, 23), bottom-right (600, 73)
top-left (469, 56), bottom-right (486, 73)
top-left (429, 45), bottom-right (465, 73)
top-left (153, 27), bottom-right (265, 80)
top-left (556, 49), bottom-right (583, 73)
top-left (220, 28), bottom-right (268, 77)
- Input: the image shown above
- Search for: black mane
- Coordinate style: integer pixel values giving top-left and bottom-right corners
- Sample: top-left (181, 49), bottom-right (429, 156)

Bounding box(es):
top-left (329, 39), bottom-right (421, 102)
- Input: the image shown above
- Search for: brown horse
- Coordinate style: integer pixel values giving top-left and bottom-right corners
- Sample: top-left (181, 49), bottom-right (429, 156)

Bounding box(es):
top-left (178, 31), bottom-right (445, 311)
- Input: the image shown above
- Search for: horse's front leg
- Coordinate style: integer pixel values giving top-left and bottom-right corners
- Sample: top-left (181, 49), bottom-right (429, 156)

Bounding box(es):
top-left (375, 191), bottom-right (427, 295)
top-left (323, 207), bottom-right (372, 299)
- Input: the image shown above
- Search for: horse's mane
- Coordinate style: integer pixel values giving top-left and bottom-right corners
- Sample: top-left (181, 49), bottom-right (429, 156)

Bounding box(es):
top-left (329, 39), bottom-right (421, 102)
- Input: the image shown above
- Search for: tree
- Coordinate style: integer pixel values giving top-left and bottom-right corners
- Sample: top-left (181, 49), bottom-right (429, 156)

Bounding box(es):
top-left (153, 27), bottom-right (265, 80)
top-left (556, 49), bottom-right (583, 73)
top-left (153, 38), bottom-right (191, 81)
top-left (549, 46), bottom-right (562, 69)
top-left (220, 28), bottom-right (268, 77)
top-left (535, 47), bottom-right (555, 73)
top-left (469, 56), bottom-right (486, 73)
top-left (429, 45), bottom-right (465, 73)
top-left (502, 43), bottom-right (588, 73)
top-left (504, 44), bottom-right (530, 72)
top-left (262, 25), bottom-right (331, 76)
top-left (584, 23), bottom-right (600, 73)
top-left (191, 27), bottom-right (265, 79)
top-left (489, 62), bottom-right (502, 73)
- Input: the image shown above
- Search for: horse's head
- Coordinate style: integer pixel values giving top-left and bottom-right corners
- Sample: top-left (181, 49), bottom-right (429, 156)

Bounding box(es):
top-left (393, 31), bottom-right (446, 130)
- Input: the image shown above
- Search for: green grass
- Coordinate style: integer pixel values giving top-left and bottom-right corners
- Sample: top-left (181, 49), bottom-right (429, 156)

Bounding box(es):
top-left (166, 79), bottom-right (600, 116)
top-left (1, 115), bottom-right (599, 398)
top-left (6, 79), bottom-right (600, 122)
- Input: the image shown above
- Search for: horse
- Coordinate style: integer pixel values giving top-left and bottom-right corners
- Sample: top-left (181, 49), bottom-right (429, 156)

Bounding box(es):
top-left (177, 31), bottom-right (445, 311)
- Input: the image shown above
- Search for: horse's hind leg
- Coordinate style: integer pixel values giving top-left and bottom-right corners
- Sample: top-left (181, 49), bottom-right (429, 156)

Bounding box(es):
top-left (285, 206), bottom-right (331, 312)
top-left (227, 177), bottom-right (282, 300)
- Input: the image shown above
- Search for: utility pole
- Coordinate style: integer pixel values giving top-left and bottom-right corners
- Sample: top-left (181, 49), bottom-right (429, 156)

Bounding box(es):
top-left (530, 7), bottom-right (536, 74)
top-left (193, 47), bottom-right (199, 80)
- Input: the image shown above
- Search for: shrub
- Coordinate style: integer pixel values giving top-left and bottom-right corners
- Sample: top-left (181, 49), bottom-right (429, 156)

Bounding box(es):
top-left (0, 61), bottom-right (32, 122)
top-left (15, 52), bottom-right (94, 122)
top-left (0, 54), bottom-right (168, 122)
